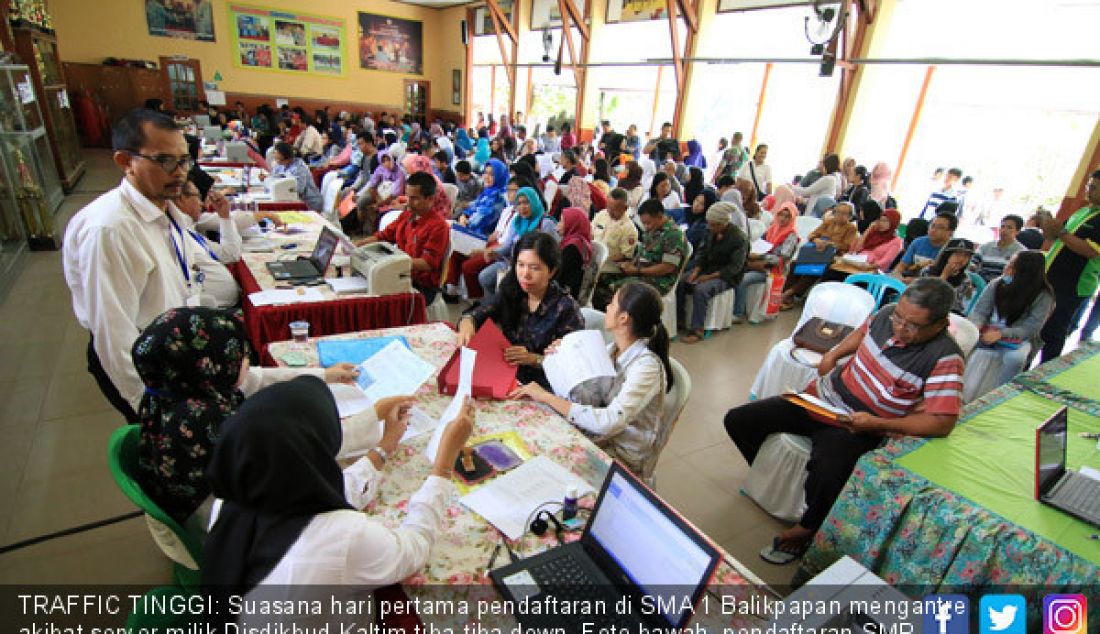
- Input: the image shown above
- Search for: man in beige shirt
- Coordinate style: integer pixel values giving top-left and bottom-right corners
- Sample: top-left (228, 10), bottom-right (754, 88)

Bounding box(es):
top-left (591, 188), bottom-right (639, 266)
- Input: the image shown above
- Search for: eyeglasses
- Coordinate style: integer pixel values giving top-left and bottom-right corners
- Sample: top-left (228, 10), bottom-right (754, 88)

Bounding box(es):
top-left (889, 311), bottom-right (932, 335)
top-left (129, 153), bottom-right (193, 173)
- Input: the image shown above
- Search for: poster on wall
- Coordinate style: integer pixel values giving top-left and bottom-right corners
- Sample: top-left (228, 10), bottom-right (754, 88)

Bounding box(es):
top-left (357, 13), bottom-right (423, 75)
top-left (146, 0), bottom-right (216, 42)
top-left (473, 0), bottom-right (514, 36)
top-left (605, 0), bottom-right (666, 23)
top-left (531, 0), bottom-right (587, 30)
top-left (228, 3), bottom-right (345, 75)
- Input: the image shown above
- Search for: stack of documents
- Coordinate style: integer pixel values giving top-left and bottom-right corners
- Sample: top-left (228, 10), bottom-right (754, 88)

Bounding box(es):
top-left (248, 288), bottom-right (325, 306)
top-left (542, 330), bottom-right (615, 398)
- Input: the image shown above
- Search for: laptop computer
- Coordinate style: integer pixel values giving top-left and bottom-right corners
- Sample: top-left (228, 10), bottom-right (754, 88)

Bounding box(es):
top-left (1035, 406), bottom-right (1100, 526)
top-left (193, 114), bottom-right (212, 128)
top-left (490, 462), bottom-right (721, 632)
top-left (265, 226), bottom-right (339, 282)
top-left (792, 243), bottom-right (837, 276)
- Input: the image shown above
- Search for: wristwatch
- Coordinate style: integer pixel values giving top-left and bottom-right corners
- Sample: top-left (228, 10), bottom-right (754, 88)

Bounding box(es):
top-left (371, 446), bottom-right (389, 463)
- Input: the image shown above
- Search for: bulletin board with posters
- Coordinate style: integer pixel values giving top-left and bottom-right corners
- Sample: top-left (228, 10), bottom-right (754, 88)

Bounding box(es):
top-left (530, 0), bottom-right (588, 30)
top-left (605, 0), bottom-right (666, 22)
top-left (228, 3), bottom-right (346, 76)
top-left (472, 0), bottom-right (515, 36)
top-left (357, 13), bottom-right (423, 75)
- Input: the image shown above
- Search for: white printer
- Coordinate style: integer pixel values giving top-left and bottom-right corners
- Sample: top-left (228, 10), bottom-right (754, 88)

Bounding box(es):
top-left (265, 176), bottom-right (297, 201)
top-left (350, 242), bottom-right (413, 296)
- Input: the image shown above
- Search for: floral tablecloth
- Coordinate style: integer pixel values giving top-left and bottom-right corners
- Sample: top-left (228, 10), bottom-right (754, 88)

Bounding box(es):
top-left (270, 323), bottom-right (774, 629)
top-left (797, 342), bottom-right (1100, 593)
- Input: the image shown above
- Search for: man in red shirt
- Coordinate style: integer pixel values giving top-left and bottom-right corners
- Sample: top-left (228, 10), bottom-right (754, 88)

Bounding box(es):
top-left (724, 278), bottom-right (965, 564)
top-left (356, 171), bottom-right (449, 304)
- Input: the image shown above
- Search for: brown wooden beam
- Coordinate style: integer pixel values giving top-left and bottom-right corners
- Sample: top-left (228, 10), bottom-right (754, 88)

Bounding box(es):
top-left (464, 10), bottom-right (475, 125)
top-left (558, 0), bottom-right (590, 41)
top-left (665, 0), bottom-right (698, 135)
top-left (649, 66), bottom-right (663, 138)
top-left (676, 0), bottom-right (699, 34)
top-left (893, 65), bottom-right (935, 192)
top-left (749, 62), bottom-right (773, 150)
top-left (484, 0), bottom-right (516, 43)
top-left (486, 1), bottom-right (516, 114)
top-left (823, 0), bottom-right (875, 153)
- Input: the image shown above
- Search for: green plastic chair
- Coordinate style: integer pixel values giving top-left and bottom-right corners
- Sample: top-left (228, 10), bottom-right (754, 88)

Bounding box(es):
top-left (107, 425), bottom-right (202, 590)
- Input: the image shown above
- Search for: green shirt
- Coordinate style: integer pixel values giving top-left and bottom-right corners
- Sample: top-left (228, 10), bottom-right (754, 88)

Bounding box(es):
top-left (1045, 205), bottom-right (1100, 297)
top-left (635, 218), bottom-right (687, 294)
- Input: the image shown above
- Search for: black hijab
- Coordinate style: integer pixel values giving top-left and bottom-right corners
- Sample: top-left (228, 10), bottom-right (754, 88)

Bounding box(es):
top-left (202, 376), bottom-right (351, 602)
top-left (683, 167), bottom-right (705, 209)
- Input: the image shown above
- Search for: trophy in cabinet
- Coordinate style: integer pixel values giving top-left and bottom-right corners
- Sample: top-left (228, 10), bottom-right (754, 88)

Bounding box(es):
top-left (10, 143), bottom-right (57, 249)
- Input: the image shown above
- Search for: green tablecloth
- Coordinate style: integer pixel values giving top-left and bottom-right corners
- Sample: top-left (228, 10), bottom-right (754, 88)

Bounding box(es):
top-left (798, 342), bottom-right (1100, 588)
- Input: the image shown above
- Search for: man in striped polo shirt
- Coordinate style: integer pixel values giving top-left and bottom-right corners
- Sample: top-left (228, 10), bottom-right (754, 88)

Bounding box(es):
top-left (724, 278), bottom-right (964, 564)
top-left (919, 167), bottom-right (963, 220)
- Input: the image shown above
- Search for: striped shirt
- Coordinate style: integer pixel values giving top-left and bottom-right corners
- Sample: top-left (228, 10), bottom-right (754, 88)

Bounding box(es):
top-left (919, 187), bottom-right (958, 220)
top-left (806, 305), bottom-right (964, 418)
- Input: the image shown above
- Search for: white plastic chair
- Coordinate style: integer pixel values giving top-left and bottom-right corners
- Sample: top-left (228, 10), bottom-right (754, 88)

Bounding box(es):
top-left (378, 209), bottom-right (401, 233)
top-left (320, 172), bottom-right (343, 224)
top-left (442, 183), bottom-right (459, 214)
top-left (543, 180), bottom-right (558, 208)
top-left (749, 282), bottom-right (876, 400)
top-left (947, 313), bottom-right (979, 358)
top-left (661, 241), bottom-right (693, 337)
top-left (741, 432), bottom-right (811, 522)
top-left (579, 241), bottom-right (610, 307)
top-left (643, 357), bottom-right (690, 488)
top-left (748, 218), bottom-right (766, 242)
top-left (425, 242), bottom-right (455, 323)
top-left (794, 216), bottom-right (822, 242)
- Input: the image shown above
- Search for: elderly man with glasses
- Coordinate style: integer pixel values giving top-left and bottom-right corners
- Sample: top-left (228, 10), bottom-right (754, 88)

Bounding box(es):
top-left (723, 278), bottom-right (965, 565)
top-left (63, 108), bottom-right (229, 425)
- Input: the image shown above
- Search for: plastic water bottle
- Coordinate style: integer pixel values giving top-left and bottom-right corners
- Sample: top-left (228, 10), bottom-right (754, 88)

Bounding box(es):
top-left (243, 165), bottom-right (252, 188)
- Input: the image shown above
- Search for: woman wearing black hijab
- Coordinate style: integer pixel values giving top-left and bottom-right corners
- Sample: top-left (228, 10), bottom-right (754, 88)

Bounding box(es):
top-left (202, 377), bottom-right (474, 610)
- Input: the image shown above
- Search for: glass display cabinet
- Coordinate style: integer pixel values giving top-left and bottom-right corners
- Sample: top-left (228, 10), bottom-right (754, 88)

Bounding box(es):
top-left (0, 64), bottom-right (64, 252)
top-left (12, 26), bottom-right (84, 192)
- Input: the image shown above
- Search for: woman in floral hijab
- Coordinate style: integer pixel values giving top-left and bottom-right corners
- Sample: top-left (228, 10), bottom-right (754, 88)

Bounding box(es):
top-left (134, 307), bottom-right (250, 524)
top-left (133, 307), bottom-right (358, 525)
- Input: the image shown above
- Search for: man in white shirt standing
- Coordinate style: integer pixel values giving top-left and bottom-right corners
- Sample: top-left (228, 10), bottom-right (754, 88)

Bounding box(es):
top-left (737, 143), bottom-right (772, 200)
top-left (64, 108), bottom-right (222, 423)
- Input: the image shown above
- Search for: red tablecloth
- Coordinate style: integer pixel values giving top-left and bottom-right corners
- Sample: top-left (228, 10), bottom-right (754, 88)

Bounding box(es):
top-left (256, 201), bottom-right (310, 211)
top-left (229, 261), bottom-right (427, 364)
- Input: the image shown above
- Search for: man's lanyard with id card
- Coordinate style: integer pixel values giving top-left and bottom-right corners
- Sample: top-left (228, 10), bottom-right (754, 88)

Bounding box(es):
top-left (166, 211), bottom-right (207, 306)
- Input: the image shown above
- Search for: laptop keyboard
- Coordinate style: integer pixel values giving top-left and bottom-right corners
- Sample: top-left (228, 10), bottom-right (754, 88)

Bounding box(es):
top-left (1056, 475), bottom-right (1100, 516)
top-left (528, 555), bottom-right (636, 629)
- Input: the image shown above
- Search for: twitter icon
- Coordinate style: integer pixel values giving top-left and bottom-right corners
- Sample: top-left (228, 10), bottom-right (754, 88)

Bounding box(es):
top-left (981, 595), bottom-right (1026, 634)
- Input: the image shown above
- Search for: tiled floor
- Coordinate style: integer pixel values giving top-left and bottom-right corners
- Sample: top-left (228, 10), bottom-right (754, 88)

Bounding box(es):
top-left (0, 148), bottom-right (804, 589)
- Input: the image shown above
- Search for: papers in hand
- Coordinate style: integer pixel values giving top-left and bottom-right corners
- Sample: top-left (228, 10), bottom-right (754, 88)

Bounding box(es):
top-left (543, 330), bottom-right (615, 398)
top-left (355, 340), bottom-right (436, 402)
top-left (450, 225), bottom-right (488, 256)
top-left (248, 287), bottom-right (325, 306)
top-left (750, 238), bottom-right (774, 256)
top-left (841, 253), bottom-right (869, 265)
top-left (781, 390), bottom-right (852, 425)
top-left (427, 347), bottom-right (477, 463)
top-left (328, 383), bottom-right (374, 419)
top-left (460, 455), bottom-right (595, 540)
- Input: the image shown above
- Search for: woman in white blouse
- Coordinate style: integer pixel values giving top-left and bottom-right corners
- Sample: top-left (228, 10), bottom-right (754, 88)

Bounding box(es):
top-left (510, 281), bottom-right (672, 476)
top-left (792, 153), bottom-right (841, 217)
top-left (203, 377), bottom-right (473, 617)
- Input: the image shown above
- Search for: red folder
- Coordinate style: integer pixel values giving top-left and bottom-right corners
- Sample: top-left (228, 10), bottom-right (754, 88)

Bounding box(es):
top-left (438, 319), bottom-right (518, 400)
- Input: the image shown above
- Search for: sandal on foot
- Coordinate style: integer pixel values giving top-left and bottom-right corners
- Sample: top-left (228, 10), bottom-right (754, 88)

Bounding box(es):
top-left (681, 331), bottom-right (704, 344)
top-left (759, 537), bottom-right (809, 565)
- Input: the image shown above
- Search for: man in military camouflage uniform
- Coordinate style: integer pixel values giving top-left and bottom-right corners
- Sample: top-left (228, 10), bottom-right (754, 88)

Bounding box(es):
top-left (592, 199), bottom-right (687, 311)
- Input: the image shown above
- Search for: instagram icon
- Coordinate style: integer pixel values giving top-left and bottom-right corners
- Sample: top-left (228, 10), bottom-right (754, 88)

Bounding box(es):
top-left (1043, 595), bottom-right (1086, 634)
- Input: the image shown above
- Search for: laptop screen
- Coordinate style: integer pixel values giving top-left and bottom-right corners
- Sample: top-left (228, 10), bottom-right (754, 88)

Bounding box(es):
top-left (310, 227), bottom-right (339, 273)
top-left (1037, 407), bottom-right (1068, 498)
top-left (587, 467), bottom-right (717, 628)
